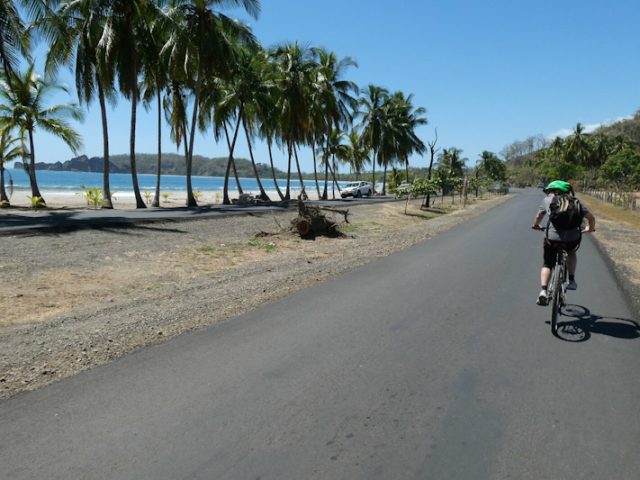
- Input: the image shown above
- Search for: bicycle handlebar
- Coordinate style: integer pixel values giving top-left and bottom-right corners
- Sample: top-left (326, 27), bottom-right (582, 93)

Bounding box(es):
top-left (532, 224), bottom-right (594, 233)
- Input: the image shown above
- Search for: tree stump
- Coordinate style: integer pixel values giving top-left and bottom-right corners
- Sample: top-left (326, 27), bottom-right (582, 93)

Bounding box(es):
top-left (291, 197), bottom-right (349, 238)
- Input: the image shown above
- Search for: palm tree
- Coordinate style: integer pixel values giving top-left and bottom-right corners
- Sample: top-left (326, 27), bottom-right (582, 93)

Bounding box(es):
top-left (255, 61), bottom-right (286, 201)
top-left (97, 0), bottom-right (156, 208)
top-left (201, 71), bottom-right (246, 204)
top-left (319, 128), bottom-right (348, 198)
top-left (475, 150), bottom-right (504, 196)
top-left (161, 0), bottom-right (259, 207)
top-left (271, 42), bottom-right (315, 200)
top-left (343, 129), bottom-right (369, 179)
top-left (376, 93), bottom-right (405, 195)
top-left (567, 122), bottom-right (591, 166)
top-left (210, 87), bottom-right (245, 205)
top-left (390, 92), bottom-right (427, 182)
top-left (307, 77), bottom-right (326, 198)
top-left (140, 3), bottom-right (171, 207)
top-left (0, 0), bottom-right (30, 84)
top-left (436, 147), bottom-right (466, 198)
top-left (0, 65), bottom-right (83, 205)
top-left (0, 127), bottom-right (21, 205)
top-left (44, 0), bottom-right (117, 208)
top-left (216, 44), bottom-right (272, 201)
top-left (310, 47), bottom-right (358, 199)
top-left (359, 84), bottom-right (389, 193)
top-left (163, 78), bottom-right (193, 191)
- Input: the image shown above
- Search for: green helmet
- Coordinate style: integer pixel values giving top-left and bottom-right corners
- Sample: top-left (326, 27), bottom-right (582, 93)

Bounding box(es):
top-left (544, 180), bottom-right (572, 193)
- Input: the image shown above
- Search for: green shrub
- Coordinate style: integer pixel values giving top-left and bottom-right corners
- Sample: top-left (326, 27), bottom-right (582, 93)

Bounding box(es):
top-left (28, 196), bottom-right (46, 208)
top-left (80, 186), bottom-right (105, 208)
top-left (247, 238), bottom-right (277, 252)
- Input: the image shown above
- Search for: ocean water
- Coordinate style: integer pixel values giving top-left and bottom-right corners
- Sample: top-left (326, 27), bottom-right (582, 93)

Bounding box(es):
top-left (4, 168), bottom-right (322, 194)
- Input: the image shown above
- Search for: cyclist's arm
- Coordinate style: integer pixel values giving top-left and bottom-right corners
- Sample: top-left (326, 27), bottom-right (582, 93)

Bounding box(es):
top-left (582, 211), bottom-right (596, 233)
top-left (532, 210), bottom-right (545, 229)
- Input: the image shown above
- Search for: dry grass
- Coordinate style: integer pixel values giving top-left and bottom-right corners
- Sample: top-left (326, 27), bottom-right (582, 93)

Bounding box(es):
top-left (581, 193), bottom-right (640, 229)
top-left (581, 192), bottom-right (640, 290)
top-left (0, 196), bottom-right (479, 330)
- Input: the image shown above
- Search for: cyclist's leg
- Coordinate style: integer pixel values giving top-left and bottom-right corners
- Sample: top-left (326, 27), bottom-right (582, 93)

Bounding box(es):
top-left (537, 240), bottom-right (556, 305)
top-left (541, 239), bottom-right (556, 287)
top-left (567, 251), bottom-right (577, 276)
top-left (540, 267), bottom-right (551, 287)
top-left (566, 239), bottom-right (580, 289)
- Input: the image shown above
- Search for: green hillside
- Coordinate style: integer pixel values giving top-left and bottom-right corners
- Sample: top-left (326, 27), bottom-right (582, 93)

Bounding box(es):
top-left (592, 111), bottom-right (640, 146)
top-left (504, 111), bottom-right (640, 189)
top-left (108, 153), bottom-right (286, 178)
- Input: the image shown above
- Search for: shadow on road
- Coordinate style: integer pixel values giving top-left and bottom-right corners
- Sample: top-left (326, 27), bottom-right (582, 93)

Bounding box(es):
top-left (551, 304), bottom-right (640, 342)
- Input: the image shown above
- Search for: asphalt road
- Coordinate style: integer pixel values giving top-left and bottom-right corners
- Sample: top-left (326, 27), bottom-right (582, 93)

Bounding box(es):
top-left (1, 189), bottom-right (638, 479)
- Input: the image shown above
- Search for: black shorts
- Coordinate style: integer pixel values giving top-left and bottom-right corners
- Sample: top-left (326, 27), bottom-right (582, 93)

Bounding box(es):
top-left (543, 237), bottom-right (581, 268)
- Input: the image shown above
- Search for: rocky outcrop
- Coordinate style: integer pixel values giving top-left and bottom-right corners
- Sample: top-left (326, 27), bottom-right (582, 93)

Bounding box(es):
top-left (19, 155), bottom-right (126, 173)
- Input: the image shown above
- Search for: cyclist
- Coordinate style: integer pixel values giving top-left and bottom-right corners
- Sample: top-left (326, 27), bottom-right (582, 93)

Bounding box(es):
top-left (532, 180), bottom-right (596, 306)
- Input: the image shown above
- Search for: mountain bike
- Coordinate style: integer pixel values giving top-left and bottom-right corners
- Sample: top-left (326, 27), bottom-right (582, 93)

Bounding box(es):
top-left (532, 226), bottom-right (569, 335)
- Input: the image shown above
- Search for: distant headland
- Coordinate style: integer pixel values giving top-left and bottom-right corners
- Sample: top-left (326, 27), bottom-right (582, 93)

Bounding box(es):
top-left (17, 153), bottom-right (286, 178)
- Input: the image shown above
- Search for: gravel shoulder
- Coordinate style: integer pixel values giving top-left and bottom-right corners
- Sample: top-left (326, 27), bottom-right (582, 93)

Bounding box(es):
top-left (580, 193), bottom-right (640, 316)
top-left (1, 191), bottom-right (637, 400)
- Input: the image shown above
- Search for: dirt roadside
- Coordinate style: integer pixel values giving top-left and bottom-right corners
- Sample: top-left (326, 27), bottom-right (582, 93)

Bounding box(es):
top-left (580, 193), bottom-right (640, 315)
top-left (0, 192), bottom-right (637, 400)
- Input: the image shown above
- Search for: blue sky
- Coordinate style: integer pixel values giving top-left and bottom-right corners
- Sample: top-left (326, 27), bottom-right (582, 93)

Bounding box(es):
top-left (22, 0), bottom-right (640, 173)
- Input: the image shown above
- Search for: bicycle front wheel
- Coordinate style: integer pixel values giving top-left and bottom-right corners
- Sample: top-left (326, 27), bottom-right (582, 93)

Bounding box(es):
top-left (550, 264), bottom-right (563, 334)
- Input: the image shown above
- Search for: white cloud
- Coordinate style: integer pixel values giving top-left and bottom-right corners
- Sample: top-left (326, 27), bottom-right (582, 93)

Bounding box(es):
top-left (548, 114), bottom-right (634, 140)
top-left (548, 128), bottom-right (573, 139)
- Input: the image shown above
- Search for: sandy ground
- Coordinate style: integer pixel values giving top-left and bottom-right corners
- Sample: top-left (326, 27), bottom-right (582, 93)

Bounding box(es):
top-left (6, 187), bottom-right (326, 209)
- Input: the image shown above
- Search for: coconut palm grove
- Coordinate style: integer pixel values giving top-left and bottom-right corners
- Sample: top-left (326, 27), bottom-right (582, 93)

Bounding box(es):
top-left (0, 1), bottom-right (638, 209)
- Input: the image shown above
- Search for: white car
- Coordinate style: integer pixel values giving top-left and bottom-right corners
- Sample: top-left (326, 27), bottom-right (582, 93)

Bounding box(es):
top-left (341, 181), bottom-right (373, 198)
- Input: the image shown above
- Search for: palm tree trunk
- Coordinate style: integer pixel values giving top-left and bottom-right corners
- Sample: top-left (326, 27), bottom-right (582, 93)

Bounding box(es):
top-left (327, 161), bottom-right (341, 197)
top-left (0, 165), bottom-right (8, 205)
top-left (323, 162), bottom-right (329, 199)
top-left (293, 144), bottom-right (306, 198)
top-left (182, 133), bottom-right (189, 197)
top-left (267, 139), bottom-right (285, 200)
top-left (152, 89), bottom-right (162, 208)
top-left (241, 108), bottom-right (269, 201)
top-left (371, 148), bottom-right (377, 194)
top-left (223, 153), bottom-right (232, 205)
top-left (323, 160), bottom-right (328, 200)
top-left (185, 97), bottom-right (198, 207)
top-left (311, 138), bottom-right (321, 199)
top-left (129, 95), bottom-right (146, 208)
top-left (284, 142), bottom-right (292, 200)
top-left (424, 149), bottom-right (436, 208)
top-left (223, 115), bottom-right (243, 205)
top-left (27, 128), bottom-right (44, 204)
top-left (382, 162), bottom-right (388, 195)
top-left (223, 120), bottom-right (244, 195)
top-left (97, 79), bottom-right (113, 209)
top-left (405, 158), bottom-right (409, 183)
top-left (331, 154), bottom-right (336, 198)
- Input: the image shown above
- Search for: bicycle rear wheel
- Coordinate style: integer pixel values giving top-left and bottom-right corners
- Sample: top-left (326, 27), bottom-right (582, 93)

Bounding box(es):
top-left (550, 264), bottom-right (564, 334)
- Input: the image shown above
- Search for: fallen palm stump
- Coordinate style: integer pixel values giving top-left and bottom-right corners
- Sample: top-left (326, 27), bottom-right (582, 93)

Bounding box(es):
top-left (292, 198), bottom-right (350, 238)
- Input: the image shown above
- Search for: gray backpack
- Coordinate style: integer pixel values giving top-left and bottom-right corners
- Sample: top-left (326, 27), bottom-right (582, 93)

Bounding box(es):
top-left (548, 193), bottom-right (583, 229)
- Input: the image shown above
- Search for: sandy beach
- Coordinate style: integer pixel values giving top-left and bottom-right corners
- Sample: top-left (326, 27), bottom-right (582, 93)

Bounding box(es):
top-left (4, 188), bottom-right (324, 209)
